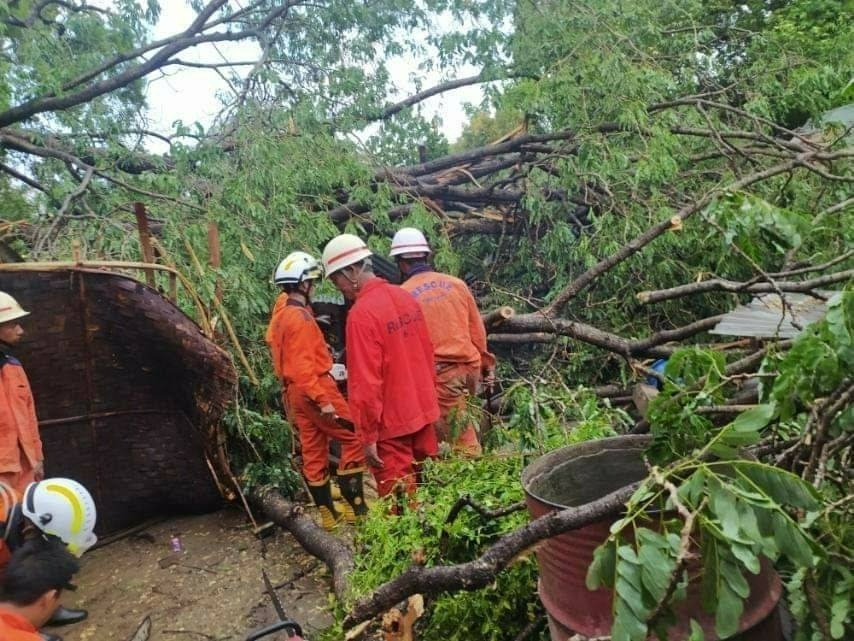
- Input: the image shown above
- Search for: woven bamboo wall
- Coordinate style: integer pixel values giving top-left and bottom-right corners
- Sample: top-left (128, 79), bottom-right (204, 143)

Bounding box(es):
top-left (0, 268), bottom-right (236, 534)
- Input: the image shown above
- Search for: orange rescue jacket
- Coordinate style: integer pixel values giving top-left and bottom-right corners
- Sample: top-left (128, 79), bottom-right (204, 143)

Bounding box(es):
top-left (0, 611), bottom-right (42, 640)
top-left (0, 353), bottom-right (43, 475)
top-left (265, 294), bottom-right (336, 406)
top-left (401, 270), bottom-right (496, 373)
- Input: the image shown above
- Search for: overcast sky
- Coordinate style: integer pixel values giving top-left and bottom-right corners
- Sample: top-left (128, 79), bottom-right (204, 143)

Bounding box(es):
top-left (144, 2), bottom-right (485, 147)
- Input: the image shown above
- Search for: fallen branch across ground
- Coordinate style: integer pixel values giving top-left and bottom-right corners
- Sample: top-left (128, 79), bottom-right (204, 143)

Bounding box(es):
top-left (251, 487), bottom-right (354, 601)
top-left (343, 482), bottom-right (638, 629)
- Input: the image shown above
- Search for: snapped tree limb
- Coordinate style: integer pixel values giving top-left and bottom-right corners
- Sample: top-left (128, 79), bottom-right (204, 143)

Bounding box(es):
top-left (250, 486), bottom-right (354, 601)
top-left (343, 482), bottom-right (639, 628)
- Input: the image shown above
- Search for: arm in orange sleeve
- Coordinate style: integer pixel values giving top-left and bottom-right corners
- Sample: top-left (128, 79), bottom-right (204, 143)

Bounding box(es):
top-left (283, 314), bottom-right (334, 406)
top-left (465, 287), bottom-right (496, 372)
top-left (345, 317), bottom-right (384, 445)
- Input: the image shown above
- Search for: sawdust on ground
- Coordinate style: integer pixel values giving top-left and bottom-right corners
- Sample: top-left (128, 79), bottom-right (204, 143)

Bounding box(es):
top-left (55, 506), bottom-right (341, 641)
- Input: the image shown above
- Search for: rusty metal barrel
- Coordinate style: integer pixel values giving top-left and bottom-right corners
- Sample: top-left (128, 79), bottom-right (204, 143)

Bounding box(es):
top-left (521, 434), bottom-right (783, 640)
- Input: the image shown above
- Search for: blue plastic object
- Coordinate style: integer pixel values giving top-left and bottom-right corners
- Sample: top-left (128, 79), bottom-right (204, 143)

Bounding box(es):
top-left (645, 359), bottom-right (668, 389)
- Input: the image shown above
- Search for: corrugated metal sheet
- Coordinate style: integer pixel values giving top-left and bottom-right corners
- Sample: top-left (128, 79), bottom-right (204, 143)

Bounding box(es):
top-left (711, 293), bottom-right (829, 338)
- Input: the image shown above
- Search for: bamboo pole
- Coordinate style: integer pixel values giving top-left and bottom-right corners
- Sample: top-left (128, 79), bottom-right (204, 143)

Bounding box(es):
top-left (133, 202), bottom-right (156, 287)
top-left (182, 237), bottom-right (261, 387)
top-left (208, 221), bottom-right (223, 303)
top-left (148, 237), bottom-right (179, 302)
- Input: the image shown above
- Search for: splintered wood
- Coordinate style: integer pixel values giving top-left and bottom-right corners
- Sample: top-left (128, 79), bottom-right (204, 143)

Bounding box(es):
top-left (382, 595), bottom-right (425, 641)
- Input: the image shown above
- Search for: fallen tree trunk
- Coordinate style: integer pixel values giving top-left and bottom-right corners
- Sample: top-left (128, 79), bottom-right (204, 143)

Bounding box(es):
top-left (251, 487), bottom-right (354, 601)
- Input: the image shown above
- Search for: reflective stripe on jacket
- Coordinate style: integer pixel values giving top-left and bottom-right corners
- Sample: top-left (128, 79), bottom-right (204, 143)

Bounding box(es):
top-left (401, 270), bottom-right (495, 372)
top-left (265, 294), bottom-right (335, 406)
top-left (345, 278), bottom-right (439, 444)
top-left (0, 354), bottom-right (42, 474)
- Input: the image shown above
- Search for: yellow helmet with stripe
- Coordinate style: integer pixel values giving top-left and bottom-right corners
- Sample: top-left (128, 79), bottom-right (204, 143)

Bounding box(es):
top-left (22, 478), bottom-right (97, 557)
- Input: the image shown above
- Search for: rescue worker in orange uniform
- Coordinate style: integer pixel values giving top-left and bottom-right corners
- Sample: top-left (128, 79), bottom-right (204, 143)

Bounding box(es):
top-left (322, 234), bottom-right (439, 499)
top-left (0, 478), bottom-right (97, 641)
top-left (266, 252), bottom-right (368, 529)
top-left (0, 293), bottom-right (44, 494)
top-left (0, 538), bottom-right (80, 641)
top-left (390, 228), bottom-right (496, 457)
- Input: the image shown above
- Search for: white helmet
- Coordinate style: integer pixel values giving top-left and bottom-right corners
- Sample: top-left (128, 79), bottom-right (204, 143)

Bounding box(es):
top-left (321, 234), bottom-right (373, 276)
top-left (23, 478), bottom-right (98, 557)
top-left (389, 227), bottom-right (431, 258)
top-left (273, 251), bottom-right (322, 286)
top-left (0, 292), bottom-right (29, 325)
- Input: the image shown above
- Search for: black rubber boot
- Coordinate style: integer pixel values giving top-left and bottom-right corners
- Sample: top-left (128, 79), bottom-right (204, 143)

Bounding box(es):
top-left (307, 480), bottom-right (342, 531)
top-left (47, 605), bottom-right (88, 626)
top-left (40, 632), bottom-right (63, 641)
top-left (337, 471), bottom-right (368, 523)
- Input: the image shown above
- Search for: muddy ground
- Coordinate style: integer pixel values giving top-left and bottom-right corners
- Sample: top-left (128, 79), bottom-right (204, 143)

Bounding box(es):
top-left (55, 507), bottom-right (338, 641)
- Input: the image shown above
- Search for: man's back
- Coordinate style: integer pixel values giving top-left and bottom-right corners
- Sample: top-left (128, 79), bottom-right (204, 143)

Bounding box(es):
top-left (345, 278), bottom-right (438, 442)
top-left (401, 270), bottom-right (488, 368)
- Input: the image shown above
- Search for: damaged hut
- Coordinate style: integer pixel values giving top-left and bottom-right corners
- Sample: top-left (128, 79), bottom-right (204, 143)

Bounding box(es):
top-left (0, 265), bottom-right (236, 535)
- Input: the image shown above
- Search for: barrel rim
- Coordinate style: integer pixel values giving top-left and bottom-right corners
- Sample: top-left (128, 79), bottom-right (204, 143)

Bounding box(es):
top-left (521, 434), bottom-right (652, 511)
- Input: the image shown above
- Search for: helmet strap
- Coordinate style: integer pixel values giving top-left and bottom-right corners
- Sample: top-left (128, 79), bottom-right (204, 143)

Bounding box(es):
top-left (346, 263), bottom-right (365, 290)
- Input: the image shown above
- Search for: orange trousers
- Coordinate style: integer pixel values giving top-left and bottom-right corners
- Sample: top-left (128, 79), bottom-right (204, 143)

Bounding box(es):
top-left (285, 377), bottom-right (365, 485)
top-left (371, 425), bottom-right (438, 498)
top-left (435, 363), bottom-right (482, 457)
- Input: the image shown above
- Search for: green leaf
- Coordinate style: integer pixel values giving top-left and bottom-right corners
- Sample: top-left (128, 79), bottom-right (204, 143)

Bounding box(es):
top-left (731, 404), bottom-right (775, 431)
top-left (830, 590), bottom-right (850, 639)
top-left (638, 538), bottom-right (674, 602)
top-left (722, 557), bottom-right (752, 596)
top-left (613, 599), bottom-right (648, 641)
top-left (708, 442), bottom-right (739, 460)
top-left (688, 619), bottom-right (705, 641)
top-left (715, 582), bottom-right (744, 638)
top-left (616, 547), bottom-right (644, 593)
top-left (735, 461), bottom-right (821, 511)
top-left (729, 542), bottom-right (760, 576)
top-left (701, 535), bottom-right (721, 613)
top-left (616, 574), bottom-right (647, 619)
top-left (771, 511), bottom-right (815, 567)
top-left (677, 469), bottom-right (706, 508)
top-left (587, 539), bottom-right (617, 590)
top-left (736, 500), bottom-right (762, 543)
top-left (710, 487), bottom-right (740, 540)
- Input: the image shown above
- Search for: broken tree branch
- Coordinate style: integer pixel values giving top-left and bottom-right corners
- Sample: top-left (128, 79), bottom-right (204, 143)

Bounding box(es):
top-left (543, 150), bottom-right (851, 317)
top-left (251, 487), bottom-right (354, 601)
top-left (637, 269), bottom-right (853, 304)
top-left (343, 482), bottom-right (638, 628)
top-left (372, 73), bottom-right (523, 121)
top-left (495, 312), bottom-right (723, 358)
top-left (483, 305), bottom-right (515, 329)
